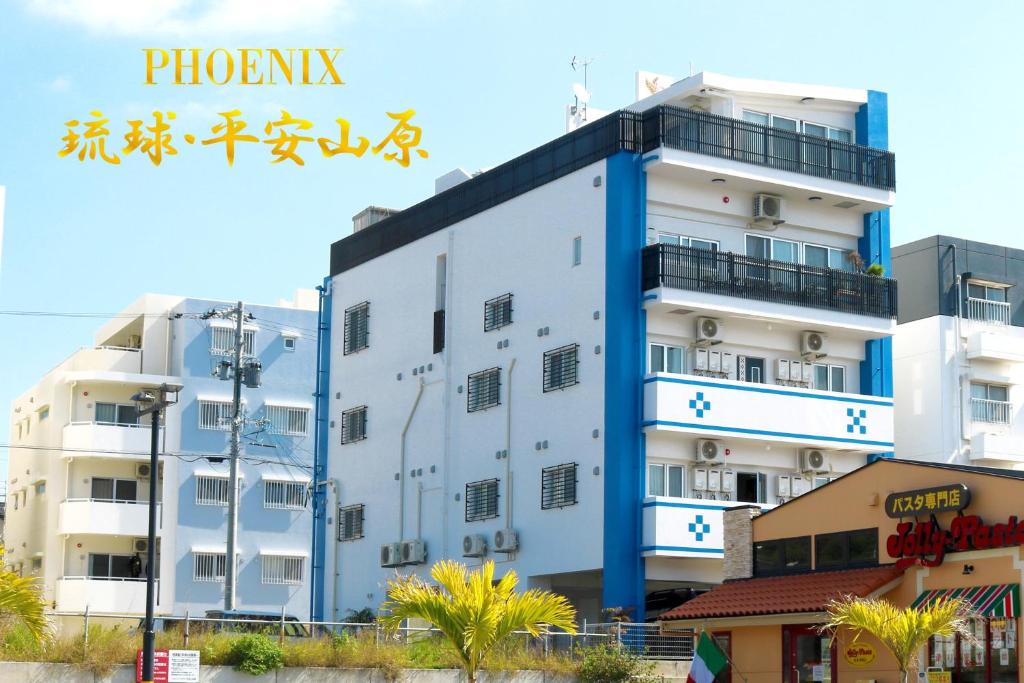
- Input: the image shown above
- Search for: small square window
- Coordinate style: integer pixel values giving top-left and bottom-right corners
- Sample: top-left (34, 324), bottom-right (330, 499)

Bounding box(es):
top-left (484, 293), bottom-right (513, 332)
top-left (467, 368), bottom-right (501, 412)
top-left (338, 504), bottom-right (365, 541)
top-left (465, 479), bottom-right (500, 522)
top-left (543, 344), bottom-right (579, 392)
top-left (344, 302), bottom-right (370, 354)
top-left (341, 406), bottom-right (368, 444)
top-left (542, 463), bottom-right (578, 509)
top-left (283, 337), bottom-right (296, 351)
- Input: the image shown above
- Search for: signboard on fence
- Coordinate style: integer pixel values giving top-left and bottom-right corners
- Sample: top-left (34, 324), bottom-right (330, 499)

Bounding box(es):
top-left (136, 649), bottom-right (200, 683)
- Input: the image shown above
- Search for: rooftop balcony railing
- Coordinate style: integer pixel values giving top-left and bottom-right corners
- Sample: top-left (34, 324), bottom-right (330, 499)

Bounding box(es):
top-left (641, 105), bottom-right (896, 191)
top-left (966, 297), bottom-right (1011, 326)
top-left (971, 398), bottom-right (1012, 425)
top-left (642, 243), bottom-right (898, 320)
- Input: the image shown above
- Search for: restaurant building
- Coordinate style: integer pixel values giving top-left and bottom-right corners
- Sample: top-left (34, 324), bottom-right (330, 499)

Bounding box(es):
top-left (662, 459), bottom-right (1023, 683)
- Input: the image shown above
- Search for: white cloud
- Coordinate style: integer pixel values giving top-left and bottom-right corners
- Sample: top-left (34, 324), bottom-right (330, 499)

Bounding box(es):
top-left (25, 0), bottom-right (352, 37)
top-left (48, 76), bottom-right (72, 92)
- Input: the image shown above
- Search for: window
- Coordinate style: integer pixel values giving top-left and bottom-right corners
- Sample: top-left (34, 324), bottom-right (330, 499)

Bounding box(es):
top-left (91, 477), bottom-right (137, 502)
top-left (198, 399), bottom-right (233, 431)
top-left (814, 528), bottom-right (878, 570)
top-left (814, 476), bottom-right (837, 489)
top-left (283, 336), bottom-right (296, 351)
top-left (738, 356), bottom-right (765, 384)
top-left (804, 244), bottom-right (852, 271)
top-left (647, 463), bottom-right (684, 498)
top-left (543, 344), bottom-right (579, 392)
top-left (754, 536), bottom-right (811, 576)
top-left (88, 553), bottom-right (135, 579)
top-left (746, 234), bottom-right (798, 263)
top-left (95, 403), bottom-right (139, 426)
top-left (467, 368), bottom-right (501, 412)
top-left (210, 325), bottom-right (256, 356)
top-left (340, 406), bottom-right (367, 444)
top-left (971, 383), bottom-right (1011, 424)
top-left (812, 364), bottom-right (846, 393)
top-left (657, 233), bottom-right (720, 252)
top-left (465, 479), bottom-right (500, 522)
top-left (966, 282), bottom-right (1011, 325)
top-left (484, 293), bottom-right (513, 331)
top-left (264, 480), bottom-right (306, 510)
top-left (343, 302), bottom-right (370, 354)
top-left (261, 555), bottom-right (304, 585)
top-left (968, 282), bottom-right (1008, 303)
top-left (193, 552), bottom-right (226, 582)
top-left (34, 482), bottom-right (46, 496)
top-left (338, 504), bottom-right (365, 541)
top-left (265, 405), bottom-right (310, 436)
top-left (735, 472), bottom-right (767, 504)
top-left (196, 475), bottom-right (229, 506)
top-left (541, 463), bottom-right (578, 509)
top-left (30, 558), bottom-right (42, 572)
top-left (38, 407), bottom-right (49, 421)
top-left (649, 343), bottom-right (684, 374)
top-left (572, 236), bottom-right (582, 266)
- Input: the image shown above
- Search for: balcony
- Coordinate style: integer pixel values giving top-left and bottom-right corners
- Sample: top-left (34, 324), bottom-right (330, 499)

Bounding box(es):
top-left (61, 422), bottom-right (158, 459)
top-left (643, 244), bottom-right (898, 329)
top-left (56, 577), bottom-right (155, 614)
top-left (642, 496), bottom-right (771, 558)
top-left (966, 297), bottom-right (1011, 326)
top-left (643, 372), bottom-right (894, 453)
top-left (64, 346), bottom-right (142, 373)
top-left (58, 499), bottom-right (160, 536)
top-left (970, 432), bottom-right (1024, 464)
top-left (971, 398), bottom-right (1012, 426)
top-left (642, 105), bottom-right (895, 192)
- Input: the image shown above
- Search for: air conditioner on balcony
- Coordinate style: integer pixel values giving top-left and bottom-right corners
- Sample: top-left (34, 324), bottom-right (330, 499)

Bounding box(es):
top-left (752, 194), bottom-right (785, 227)
top-left (137, 463), bottom-right (152, 478)
top-left (493, 528), bottom-right (519, 553)
top-left (462, 534), bottom-right (487, 558)
top-left (696, 439), bottom-right (725, 466)
top-left (801, 331), bottom-right (828, 360)
top-left (695, 317), bottom-right (722, 347)
top-left (800, 449), bottom-right (831, 474)
top-left (401, 539), bottom-right (427, 565)
top-left (133, 538), bottom-right (149, 553)
top-left (380, 543), bottom-right (402, 568)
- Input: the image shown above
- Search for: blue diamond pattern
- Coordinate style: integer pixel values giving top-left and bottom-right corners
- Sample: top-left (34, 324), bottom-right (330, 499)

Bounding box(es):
top-left (688, 391), bottom-right (711, 419)
top-left (688, 514), bottom-right (711, 542)
top-left (846, 408), bottom-right (867, 435)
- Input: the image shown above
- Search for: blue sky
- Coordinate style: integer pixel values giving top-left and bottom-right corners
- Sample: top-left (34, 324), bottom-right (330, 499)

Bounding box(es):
top-left (1, 0), bottom-right (1022, 478)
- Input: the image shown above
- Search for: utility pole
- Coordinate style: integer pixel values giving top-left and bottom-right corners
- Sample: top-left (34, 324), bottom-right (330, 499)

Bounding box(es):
top-left (202, 301), bottom-right (260, 612)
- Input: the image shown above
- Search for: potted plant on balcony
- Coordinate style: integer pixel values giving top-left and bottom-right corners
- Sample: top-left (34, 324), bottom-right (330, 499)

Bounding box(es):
top-left (865, 263), bottom-right (885, 277)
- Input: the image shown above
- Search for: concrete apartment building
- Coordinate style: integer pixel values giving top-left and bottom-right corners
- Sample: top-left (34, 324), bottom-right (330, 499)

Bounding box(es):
top-left (5, 292), bottom-right (318, 619)
top-left (314, 71), bottom-right (898, 623)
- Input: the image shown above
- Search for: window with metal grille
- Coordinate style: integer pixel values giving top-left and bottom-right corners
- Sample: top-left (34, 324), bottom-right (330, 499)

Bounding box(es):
top-left (261, 555), bottom-right (304, 585)
top-left (210, 326), bottom-right (256, 356)
top-left (265, 405), bottom-right (310, 436)
top-left (483, 293), bottom-right (513, 331)
top-left (338, 504), bottom-right (365, 541)
top-left (465, 479), bottom-right (499, 522)
top-left (543, 344), bottom-right (579, 392)
top-left (264, 480), bottom-right (306, 510)
top-left (198, 400), bottom-right (233, 431)
top-left (541, 463), bottom-right (578, 509)
top-left (343, 302), bottom-right (370, 354)
top-left (340, 406), bottom-right (367, 444)
top-left (467, 368), bottom-right (501, 412)
top-left (195, 475), bottom-right (229, 506)
top-left (193, 552), bottom-right (226, 582)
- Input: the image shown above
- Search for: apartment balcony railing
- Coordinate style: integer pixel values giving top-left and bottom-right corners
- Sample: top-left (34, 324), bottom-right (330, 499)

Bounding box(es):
top-left (971, 398), bottom-right (1012, 425)
top-left (642, 243), bottom-right (898, 319)
top-left (641, 105), bottom-right (896, 191)
top-left (966, 297), bottom-right (1011, 326)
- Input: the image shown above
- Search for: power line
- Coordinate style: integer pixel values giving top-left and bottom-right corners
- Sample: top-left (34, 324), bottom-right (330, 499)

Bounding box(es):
top-left (0, 443), bottom-right (311, 470)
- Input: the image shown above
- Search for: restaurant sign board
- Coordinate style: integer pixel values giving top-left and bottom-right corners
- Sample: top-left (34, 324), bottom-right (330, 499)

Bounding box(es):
top-left (884, 484), bottom-right (970, 518)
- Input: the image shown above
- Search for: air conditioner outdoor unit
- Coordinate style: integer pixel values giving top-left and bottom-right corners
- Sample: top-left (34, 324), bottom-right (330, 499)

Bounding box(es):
top-left (136, 463), bottom-right (152, 478)
top-left (695, 317), bottom-right (722, 347)
top-left (753, 194), bottom-right (785, 227)
top-left (696, 439), bottom-right (725, 466)
top-left (462, 534), bottom-right (487, 558)
top-left (493, 528), bottom-right (519, 553)
top-left (133, 538), bottom-right (149, 553)
top-left (800, 449), bottom-right (831, 474)
top-left (401, 539), bottom-right (427, 565)
top-left (801, 331), bottom-right (828, 360)
top-left (380, 543), bottom-right (402, 568)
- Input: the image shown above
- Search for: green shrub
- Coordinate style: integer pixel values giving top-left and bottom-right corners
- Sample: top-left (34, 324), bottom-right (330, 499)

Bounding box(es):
top-left (576, 644), bottom-right (657, 683)
top-left (865, 263), bottom-right (885, 277)
top-left (228, 634), bottom-right (284, 676)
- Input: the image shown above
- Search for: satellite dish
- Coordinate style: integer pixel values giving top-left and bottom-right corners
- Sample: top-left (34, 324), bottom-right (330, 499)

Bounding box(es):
top-left (572, 83), bottom-right (591, 104)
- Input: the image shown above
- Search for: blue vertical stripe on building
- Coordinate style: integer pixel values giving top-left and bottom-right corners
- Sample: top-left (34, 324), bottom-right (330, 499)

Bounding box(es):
top-left (310, 279), bottom-right (332, 621)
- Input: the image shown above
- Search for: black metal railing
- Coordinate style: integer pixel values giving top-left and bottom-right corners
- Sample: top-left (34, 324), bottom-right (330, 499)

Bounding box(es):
top-left (642, 106), bottom-right (895, 191)
top-left (642, 244), bottom-right (898, 319)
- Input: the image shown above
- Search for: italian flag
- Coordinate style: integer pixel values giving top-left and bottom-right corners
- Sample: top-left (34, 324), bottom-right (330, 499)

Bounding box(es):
top-left (687, 632), bottom-right (728, 683)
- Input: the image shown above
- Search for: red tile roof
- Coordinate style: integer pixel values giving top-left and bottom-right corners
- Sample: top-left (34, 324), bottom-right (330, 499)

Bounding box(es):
top-left (661, 565), bottom-right (904, 621)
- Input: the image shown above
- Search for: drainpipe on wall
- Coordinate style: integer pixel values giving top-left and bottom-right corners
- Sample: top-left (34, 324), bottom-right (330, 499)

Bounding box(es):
top-left (504, 358), bottom-right (516, 546)
top-left (399, 379), bottom-right (426, 541)
top-left (947, 243), bottom-right (969, 459)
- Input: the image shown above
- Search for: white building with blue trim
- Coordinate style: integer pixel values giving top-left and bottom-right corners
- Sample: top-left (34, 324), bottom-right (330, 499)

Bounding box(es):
top-left (314, 71), bottom-right (896, 623)
top-left (5, 293), bottom-right (318, 620)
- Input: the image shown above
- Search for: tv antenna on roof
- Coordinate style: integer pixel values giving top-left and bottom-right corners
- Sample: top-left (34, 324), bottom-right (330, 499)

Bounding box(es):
top-left (570, 56), bottom-right (594, 120)
top-left (570, 55), bottom-right (595, 90)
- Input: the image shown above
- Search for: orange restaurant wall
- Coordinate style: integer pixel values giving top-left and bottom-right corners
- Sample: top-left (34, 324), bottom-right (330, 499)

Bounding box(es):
top-left (834, 628), bottom-right (900, 683)
top-left (728, 625), bottom-right (783, 683)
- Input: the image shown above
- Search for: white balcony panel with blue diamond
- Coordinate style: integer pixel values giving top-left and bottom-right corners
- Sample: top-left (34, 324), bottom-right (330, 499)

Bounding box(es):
top-left (641, 496), bottom-right (772, 558)
top-left (643, 372), bottom-right (894, 453)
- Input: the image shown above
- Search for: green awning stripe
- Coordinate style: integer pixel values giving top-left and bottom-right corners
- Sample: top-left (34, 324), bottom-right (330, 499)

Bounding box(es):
top-left (912, 584), bottom-right (1018, 617)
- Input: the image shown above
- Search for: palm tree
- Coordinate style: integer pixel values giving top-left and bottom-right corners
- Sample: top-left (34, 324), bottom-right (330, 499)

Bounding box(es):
top-left (380, 559), bottom-right (577, 683)
top-left (823, 596), bottom-right (971, 683)
top-left (0, 546), bottom-right (48, 642)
